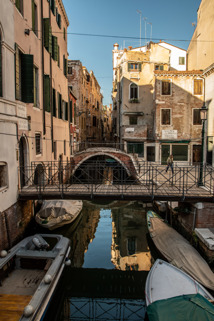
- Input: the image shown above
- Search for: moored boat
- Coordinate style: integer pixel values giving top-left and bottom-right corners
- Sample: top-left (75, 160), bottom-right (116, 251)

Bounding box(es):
top-left (35, 200), bottom-right (83, 230)
top-left (147, 210), bottom-right (214, 291)
top-left (0, 234), bottom-right (70, 321)
top-left (145, 259), bottom-right (214, 321)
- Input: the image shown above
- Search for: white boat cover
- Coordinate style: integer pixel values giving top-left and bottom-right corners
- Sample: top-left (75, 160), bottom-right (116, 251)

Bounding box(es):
top-left (35, 200), bottom-right (83, 230)
top-left (149, 217), bottom-right (214, 291)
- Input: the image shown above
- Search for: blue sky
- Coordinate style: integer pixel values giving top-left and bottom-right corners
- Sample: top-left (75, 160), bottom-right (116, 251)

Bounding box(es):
top-left (63, 0), bottom-right (201, 106)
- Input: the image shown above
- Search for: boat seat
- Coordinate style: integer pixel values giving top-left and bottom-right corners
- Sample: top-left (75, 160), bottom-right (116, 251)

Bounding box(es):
top-left (16, 250), bottom-right (56, 259)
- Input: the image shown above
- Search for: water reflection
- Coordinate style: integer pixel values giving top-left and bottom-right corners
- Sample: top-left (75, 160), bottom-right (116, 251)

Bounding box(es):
top-left (43, 201), bottom-right (152, 321)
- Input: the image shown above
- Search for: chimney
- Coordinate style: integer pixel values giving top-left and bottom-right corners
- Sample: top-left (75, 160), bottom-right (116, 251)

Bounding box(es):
top-left (128, 46), bottom-right (133, 50)
top-left (113, 43), bottom-right (119, 51)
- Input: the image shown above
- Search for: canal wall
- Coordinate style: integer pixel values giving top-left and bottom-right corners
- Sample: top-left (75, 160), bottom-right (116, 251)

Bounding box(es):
top-left (0, 200), bottom-right (33, 251)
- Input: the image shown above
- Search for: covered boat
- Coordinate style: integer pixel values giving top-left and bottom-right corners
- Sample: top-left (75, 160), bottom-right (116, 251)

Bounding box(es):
top-left (35, 200), bottom-right (83, 230)
top-left (145, 259), bottom-right (214, 321)
top-left (147, 210), bottom-right (214, 291)
top-left (0, 234), bottom-right (70, 321)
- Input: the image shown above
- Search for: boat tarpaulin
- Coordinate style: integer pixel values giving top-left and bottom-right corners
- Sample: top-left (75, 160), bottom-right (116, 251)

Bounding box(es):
top-left (149, 217), bottom-right (214, 291)
top-left (147, 293), bottom-right (214, 321)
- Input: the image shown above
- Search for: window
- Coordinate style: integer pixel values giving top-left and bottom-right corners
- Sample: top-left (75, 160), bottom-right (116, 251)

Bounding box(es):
top-left (129, 116), bottom-right (138, 125)
top-left (64, 140), bottom-right (66, 155)
top-left (50, 0), bottom-right (55, 15)
top-left (194, 79), bottom-right (203, 95)
top-left (93, 116), bottom-right (97, 127)
top-left (44, 75), bottom-right (50, 112)
top-left (172, 145), bottom-right (188, 161)
top-left (70, 100), bottom-right (73, 122)
top-left (74, 103), bottom-right (76, 123)
top-left (179, 57), bottom-right (185, 65)
top-left (57, 45), bottom-right (60, 67)
top-left (43, 18), bottom-right (52, 53)
top-left (52, 36), bottom-right (58, 61)
top-left (127, 142), bottom-right (144, 157)
top-left (53, 141), bottom-right (57, 160)
top-left (15, 44), bottom-right (34, 103)
top-left (56, 8), bottom-right (61, 28)
top-left (63, 55), bottom-right (67, 76)
top-left (0, 33), bottom-right (2, 97)
top-left (127, 237), bottom-right (136, 255)
top-left (33, 66), bottom-right (39, 107)
top-left (63, 101), bottom-right (68, 121)
top-left (15, 0), bottom-right (23, 14)
top-left (130, 83), bottom-right (138, 99)
top-left (58, 92), bottom-right (62, 119)
top-left (128, 62), bottom-right (141, 71)
top-left (161, 80), bottom-right (171, 95)
top-left (155, 65), bottom-right (164, 70)
top-left (161, 109), bottom-right (171, 125)
top-left (53, 88), bottom-right (56, 117)
top-left (35, 133), bottom-right (41, 155)
top-left (68, 66), bottom-right (72, 74)
top-left (0, 162), bottom-right (8, 190)
top-left (63, 27), bottom-right (66, 40)
top-left (193, 109), bottom-right (202, 125)
top-left (32, 1), bottom-right (38, 36)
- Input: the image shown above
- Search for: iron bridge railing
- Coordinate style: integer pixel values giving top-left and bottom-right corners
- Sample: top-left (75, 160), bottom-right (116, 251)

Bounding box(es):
top-left (18, 160), bottom-right (214, 200)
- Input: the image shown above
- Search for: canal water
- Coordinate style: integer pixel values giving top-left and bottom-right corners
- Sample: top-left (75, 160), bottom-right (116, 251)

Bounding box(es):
top-left (41, 200), bottom-right (156, 321)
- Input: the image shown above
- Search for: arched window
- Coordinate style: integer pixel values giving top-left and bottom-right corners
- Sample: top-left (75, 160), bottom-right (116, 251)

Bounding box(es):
top-left (0, 33), bottom-right (2, 97)
top-left (130, 83), bottom-right (138, 99)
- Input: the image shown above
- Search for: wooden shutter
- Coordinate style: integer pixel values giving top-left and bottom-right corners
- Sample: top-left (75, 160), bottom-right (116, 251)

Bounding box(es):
top-left (162, 80), bottom-right (171, 95)
top-left (65, 102), bottom-right (68, 120)
top-left (194, 79), bottom-right (202, 95)
top-left (58, 92), bottom-right (62, 119)
top-left (128, 63), bottom-right (131, 71)
top-left (52, 36), bottom-right (58, 61)
top-left (138, 63), bottom-right (142, 71)
top-left (53, 88), bottom-right (56, 116)
top-left (44, 75), bottom-right (50, 111)
top-left (44, 18), bottom-right (52, 53)
top-left (0, 34), bottom-right (2, 97)
top-left (21, 54), bottom-right (34, 103)
top-left (15, 44), bottom-right (20, 100)
top-left (51, 0), bottom-right (55, 15)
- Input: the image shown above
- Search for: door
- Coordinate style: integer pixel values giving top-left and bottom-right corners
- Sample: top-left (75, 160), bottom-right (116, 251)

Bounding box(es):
top-left (161, 145), bottom-right (170, 164)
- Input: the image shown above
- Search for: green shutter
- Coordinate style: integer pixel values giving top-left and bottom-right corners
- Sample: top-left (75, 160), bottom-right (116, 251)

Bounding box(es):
top-left (21, 54), bottom-right (34, 103)
top-left (32, 0), bottom-right (35, 32)
top-left (65, 102), bottom-right (68, 120)
top-left (0, 34), bottom-right (2, 97)
top-left (138, 63), bottom-right (142, 71)
top-left (74, 103), bottom-right (76, 123)
top-left (15, 44), bottom-right (20, 100)
top-left (44, 75), bottom-right (50, 112)
top-left (52, 36), bottom-right (58, 61)
top-left (53, 88), bottom-right (56, 116)
top-left (128, 63), bottom-right (131, 71)
top-left (57, 45), bottom-right (60, 66)
top-left (44, 18), bottom-right (52, 53)
top-left (70, 100), bottom-right (72, 122)
top-left (58, 92), bottom-right (62, 119)
top-left (51, 0), bottom-right (55, 15)
top-left (58, 14), bottom-right (61, 28)
top-left (63, 56), bottom-right (67, 76)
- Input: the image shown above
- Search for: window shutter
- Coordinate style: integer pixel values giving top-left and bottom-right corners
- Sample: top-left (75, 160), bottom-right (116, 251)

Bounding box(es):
top-left (128, 63), bottom-right (131, 71)
top-left (53, 36), bottom-right (58, 60)
top-left (63, 55), bottom-right (67, 76)
top-left (57, 45), bottom-right (60, 67)
top-left (65, 102), bottom-right (68, 121)
top-left (21, 54), bottom-right (34, 103)
top-left (58, 14), bottom-right (61, 28)
top-left (44, 75), bottom-right (50, 111)
top-left (58, 92), bottom-right (62, 119)
top-left (0, 34), bottom-right (2, 97)
top-left (44, 18), bottom-right (52, 53)
top-left (70, 100), bottom-right (73, 122)
top-left (138, 63), bottom-right (142, 71)
top-left (15, 44), bottom-right (20, 100)
top-left (51, 0), bottom-right (55, 15)
top-left (53, 88), bottom-right (56, 116)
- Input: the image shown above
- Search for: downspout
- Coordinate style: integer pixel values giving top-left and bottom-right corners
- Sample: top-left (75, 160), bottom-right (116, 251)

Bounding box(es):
top-left (41, 0), bottom-right (45, 135)
top-left (49, 2), bottom-right (53, 151)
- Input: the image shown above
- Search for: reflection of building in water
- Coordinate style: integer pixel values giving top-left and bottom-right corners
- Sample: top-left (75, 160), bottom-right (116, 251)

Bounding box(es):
top-left (111, 204), bottom-right (152, 271)
top-left (64, 202), bottom-right (100, 267)
top-left (103, 167), bottom-right (113, 185)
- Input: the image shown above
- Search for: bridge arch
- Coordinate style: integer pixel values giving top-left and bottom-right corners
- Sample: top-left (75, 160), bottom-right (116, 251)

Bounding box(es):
top-left (72, 152), bottom-right (133, 177)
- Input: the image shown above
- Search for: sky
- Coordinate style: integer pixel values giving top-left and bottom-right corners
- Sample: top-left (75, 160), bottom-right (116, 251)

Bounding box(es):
top-left (62, 0), bottom-right (201, 106)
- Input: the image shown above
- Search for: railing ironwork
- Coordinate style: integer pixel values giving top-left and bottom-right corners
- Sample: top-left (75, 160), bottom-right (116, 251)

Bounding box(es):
top-left (18, 159), bottom-right (214, 201)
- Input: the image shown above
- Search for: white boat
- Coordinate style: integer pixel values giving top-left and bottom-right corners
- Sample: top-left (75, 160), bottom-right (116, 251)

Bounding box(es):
top-left (0, 234), bottom-right (70, 321)
top-left (145, 259), bottom-right (214, 321)
top-left (145, 259), bottom-right (213, 306)
top-left (35, 200), bottom-right (83, 230)
top-left (147, 210), bottom-right (214, 291)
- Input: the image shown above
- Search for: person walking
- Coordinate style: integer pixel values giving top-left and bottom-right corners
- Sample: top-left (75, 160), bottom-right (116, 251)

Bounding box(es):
top-left (166, 154), bottom-right (174, 174)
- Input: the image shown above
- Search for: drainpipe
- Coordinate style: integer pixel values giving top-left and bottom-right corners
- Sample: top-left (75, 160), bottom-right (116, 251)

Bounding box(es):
top-left (49, 2), bottom-right (53, 152)
top-left (41, 0), bottom-right (45, 135)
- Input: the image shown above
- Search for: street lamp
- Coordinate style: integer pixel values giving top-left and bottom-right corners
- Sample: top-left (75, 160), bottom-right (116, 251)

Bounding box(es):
top-left (198, 103), bottom-right (208, 186)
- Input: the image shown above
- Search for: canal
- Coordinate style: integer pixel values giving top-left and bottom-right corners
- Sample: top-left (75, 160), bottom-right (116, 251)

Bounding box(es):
top-left (35, 200), bottom-right (156, 321)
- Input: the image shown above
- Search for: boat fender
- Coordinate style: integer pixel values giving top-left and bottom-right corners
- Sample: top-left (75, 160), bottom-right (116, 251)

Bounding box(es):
top-left (44, 274), bottom-right (52, 284)
top-left (24, 305), bottom-right (34, 317)
top-left (32, 236), bottom-right (49, 250)
top-left (65, 258), bottom-right (71, 266)
top-left (0, 250), bottom-right (7, 258)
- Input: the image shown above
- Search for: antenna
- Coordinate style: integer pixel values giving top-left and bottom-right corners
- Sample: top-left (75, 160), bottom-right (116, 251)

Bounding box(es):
top-left (143, 17), bottom-right (147, 45)
top-left (147, 22), bottom-right (152, 42)
top-left (136, 10), bottom-right (142, 47)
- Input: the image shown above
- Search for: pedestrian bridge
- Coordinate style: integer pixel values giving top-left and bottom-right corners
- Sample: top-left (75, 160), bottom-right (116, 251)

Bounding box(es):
top-left (18, 147), bottom-right (214, 202)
